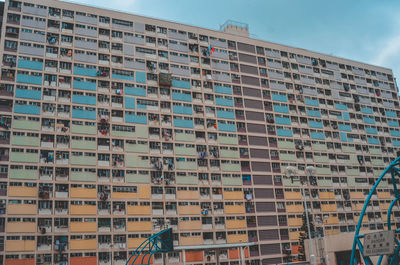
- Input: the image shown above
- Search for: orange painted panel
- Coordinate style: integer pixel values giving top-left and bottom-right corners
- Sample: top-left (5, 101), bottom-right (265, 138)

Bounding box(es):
top-left (224, 191), bottom-right (243, 200)
top-left (127, 205), bottom-right (151, 215)
top-left (228, 248), bottom-right (249, 259)
top-left (70, 205), bottom-right (96, 215)
top-left (5, 259), bottom-right (34, 265)
top-left (70, 257), bottom-right (97, 265)
top-left (8, 186), bottom-right (37, 197)
top-left (225, 205), bottom-right (245, 214)
top-left (292, 245), bottom-right (300, 254)
top-left (70, 188), bottom-right (97, 198)
top-left (8, 204), bottom-right (37, 215)
top-left (138, 186), bottom-right (150, 199)
top-left (70, 222), bottom-right (97, 232)
top-left (7, 222), bottom-right (35, 233)
top-left (131, 254), bottom-right (153, 265)
top-left (186, 251), bottom-right (203, 262)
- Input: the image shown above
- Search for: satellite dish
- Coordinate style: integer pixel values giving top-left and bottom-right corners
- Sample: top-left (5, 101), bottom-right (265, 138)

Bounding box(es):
top-left (306, 166), bottom-right (315, 176)
top-left (285, 166), bottom-right (298, 177)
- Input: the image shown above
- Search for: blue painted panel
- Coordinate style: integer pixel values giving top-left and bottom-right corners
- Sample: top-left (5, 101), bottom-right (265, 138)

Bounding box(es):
top-left (277, 128), bottom-right (293, 137)
top-left (112, 73), bottom-right (134, 81)
top-left (393, 140), bottom-right (400, 146)
top-left (73, 80), bottom-right (96, 91)
top-left (307, 110), bottom-right (321, 118)
top-left (338, 124), bottom-right (351, 132)
top-left (173, 105), bottom-right (193, 115)
top-left (275, 117), bottom-right (291, 125)
top-left (72, 95), bottom-right (96, 105)
top-left (136, 71), bottom-right (146, 83)
top-left (273, 105), bottom-right (289, 114)
top-left (215, 97), bottom-right (234, 107)
top-left (361, 107), bottom-right (373, 114)
top-left (73, 67), bottom-right (97, 77)
top-left (174, 119), bottom-right (194, 128)
top-left (365, 127), bottom-right (378, 134)
top-left (18, 59), bottom-right (43, 70)
top-left (343, 112), bottom-right (350, 121)
top-left (172, 92), bottom-right (192, 102)
top-left (309, 121), bottom-right (323, 129)
top-left (272, 94), bottom-right (288, 102)
top-left (125, 97), bottom-right (135, 109)
top-left (14, 104), bottom-right (40, 115)
top-left (389, 120), bottom-right (399, 127)
top-left (217, 122), bottom-right (236, 132)
top-left (126, 86), bottom-right (146, 97)
top-left (340, 132), bottom-right (348, 142)
top-left (386, 110), bottom-right (396, 118)
top-left (305, 98), bottom-right (319, 107)
top-left (71, 109), bottom-right (96, 120)
top-left (363, 117), bottom-right (375, 124)
top-left (390, 130), bottom-right (400, 137)
top-left (335, 103), bottom-right (347, 110)
top-left (367, 137), bottom-right (380, 145)
top-left (310, 131), bottom-right (325, 140)
top-left (216, 110), bottom-right (235, 119)
top-left (172, 80), bottom-right (191, 89)
top-left (137, 104), bottom-right (147, 109)
top-left (15, 88), bottom-right (41, 100)
top-left (215, 86), bottom-right (232, 95)
top-left (125, 113), bottom-right (148, 124)
top-left (16, 74), bottom-right (42, 85)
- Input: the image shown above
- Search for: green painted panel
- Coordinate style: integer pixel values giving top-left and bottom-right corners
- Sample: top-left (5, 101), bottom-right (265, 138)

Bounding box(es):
top-left (135, 125), bottom-right (148, 138)
top-left (280, 153), bottom-right (296, 161)
top-left (277, 141), bottom-right (295, 149)
top-left (111, 130), bottom-right (132, 137)
top-left (311, 143), bottom-right (326, 151)
top-left (9, 169), bottom-right (37, 179)
top-left (176, 161), bottom-right (197, 170)
top-left (220, 149), bottom-right (239, 158)
top-left (379, 179), bottom-right (389, 187)
top-left (317, 178), bottom-right (333, 187)
top-left (175, 146), bottom-right (196, 156)
top-left (370, 148), bottom-right (382, 155)
top-left (373, 169), bottom-right (383, 177)
top-left (342, 145), bottom-right (356, 153)
top-left (176, 176), bottom-right (198, 185)
top-left (349, 154), bottom-right (358, 164)
top-left (348, 177), bottom-right (356, 187)
top-left (71, 124), bottom-right (96, 135)
top-left (222, 177), bottom-right (243, 186)
top-left (126, 154), bottom-right (138, 167)
top-left (71, 156), bottom-right (96, 166)
top-left (371, 159), bottom-right (384, 166)
top-left (346, 168), bottom-right (360, 176)
top-left (126, 143), bottom-right (149, 153)
top-left (71, 140), bottom-right (96, 150)
top-left (283, 177), bottom-right (301, 186)
top-left (219, 135), bottom-right (238, 145)
top-left (314, 155), bottom-right (329, 163)
top-left (10, 152), bottom-right (38, 163)
top-left (11, 136), bottom-right (39, 146)
top-left (70, 171), bottom-right (96, 182)
top-left (126, 173), bottom-right (150, 183)
top-left (316, 167), bottom-right (331, 175)
top-left (221, 163), bottom-right (240, 172)
top-left (13, 119), bottom-right (40, 131)
top-left (175, 133), bottom-right (195, 142)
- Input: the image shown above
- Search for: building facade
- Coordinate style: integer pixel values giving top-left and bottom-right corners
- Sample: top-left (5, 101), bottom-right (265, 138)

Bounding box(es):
top-left (0, 0), bottom-right (399, 264)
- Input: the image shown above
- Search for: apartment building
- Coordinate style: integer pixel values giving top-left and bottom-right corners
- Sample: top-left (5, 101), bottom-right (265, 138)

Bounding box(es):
top-left (0, 0), bottom-right (399, 264)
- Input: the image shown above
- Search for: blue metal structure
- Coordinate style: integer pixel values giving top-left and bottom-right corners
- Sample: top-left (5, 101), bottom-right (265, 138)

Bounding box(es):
top-left (351, 156), bottom-right (400, 265)
top-left (125, 228), bottom-right (173, 265)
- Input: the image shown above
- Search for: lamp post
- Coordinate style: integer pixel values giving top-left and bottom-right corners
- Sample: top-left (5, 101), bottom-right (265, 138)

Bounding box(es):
top-left (286, 166), bottom-right (316, 265)
top-left (317, 215), bottom-right (330, 265)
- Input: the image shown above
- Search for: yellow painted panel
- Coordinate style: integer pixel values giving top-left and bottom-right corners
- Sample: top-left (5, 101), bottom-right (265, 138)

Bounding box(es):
top-left (8, 186), bottom-right (37, 197)
top-left (225, 205), bottom-right (245, 214)
top-left (112, 192), bottom-right (137, 199)
top-left (177, 190), bottom-right (199, 200)
top-left (179, 220), bottom-right (202, 230)
top-left (128, 238), bottom-right (146, 249)
top-left (289, 231), bottom-right (301, 240)
top-left (70, 222), bottom-right (97, 232)
top-left (377, 191), bottom-right (391, 199)
top-left (70, 239), bottom-right (97, 250)
top-left (288, 218), bottom-right (302, 227)
top-left (326, 216), bottom-right (339, 225)
top-left (8, 204), bottom-right (37, 215)
top-left (224, 191), bottom-right (243, 200)
top-left (350, 191), bottom-right (364, 200)
top-left (285, 191), bottom-right (302, 200)
top-left (5, 240), bottom-right (35, 251)
top-left (127, 205), bottom-right (151, 215)
top-left (321, 204), bottom-right (337, 212)
top-left (226, 219), bottom-right (246, 229)
top-left (227, 234), bottom-right (247, 244)
top-left (127, 221), bottom-right (152, 232)
top-left (319, 191), bottom-right (335, 200)
top-left (286, 204), bottom-right (304, 213)
top-left (7, 222), bottom-right (35, 233)
top-left (354, 216), bottom-right (368, 223)
top-left (138, 186), bottom-right (151, 199)
top-left (70, 188), bottom-right (97, 199)
top-left (352, 203), bottom-right (364, 211)
top-left (380, 202), bottom-right (390, 211)
top-left (178, 205), bottom-right (201, 215)
top-left (180, 236), bottom-right (203, 246)
top-left (70, 205), bottom-right (96, 215)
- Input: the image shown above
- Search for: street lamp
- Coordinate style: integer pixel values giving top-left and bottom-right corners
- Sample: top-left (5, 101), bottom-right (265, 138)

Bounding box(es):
top-left (286, 166), bottom-right (316, 265)
top-left (317, 215), bottom-right (330, 265)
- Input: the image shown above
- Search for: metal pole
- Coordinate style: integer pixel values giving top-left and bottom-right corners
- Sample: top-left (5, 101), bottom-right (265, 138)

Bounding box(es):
top-left (240, 247), bottom-right (245, 265)
top-left (322, 218), bottom-right (330, 265)
top-left (302, 183), bottom-right (316, 265)
top-left (182, 249), bottom-right (186, 265)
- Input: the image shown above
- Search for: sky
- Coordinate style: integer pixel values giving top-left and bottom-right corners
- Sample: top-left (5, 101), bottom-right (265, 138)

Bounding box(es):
top-left (70, 0), bottom-right (399, 86)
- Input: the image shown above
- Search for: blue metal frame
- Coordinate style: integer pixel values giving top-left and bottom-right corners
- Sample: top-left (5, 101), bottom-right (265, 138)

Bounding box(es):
top-left (125, 228), bottom-right (173, 265)
top-left (351, 156), bottom-right (400, 265)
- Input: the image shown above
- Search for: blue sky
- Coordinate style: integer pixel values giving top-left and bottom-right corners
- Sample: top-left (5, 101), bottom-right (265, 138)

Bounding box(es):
top-left (73, 0), bottom-right (400, 85)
